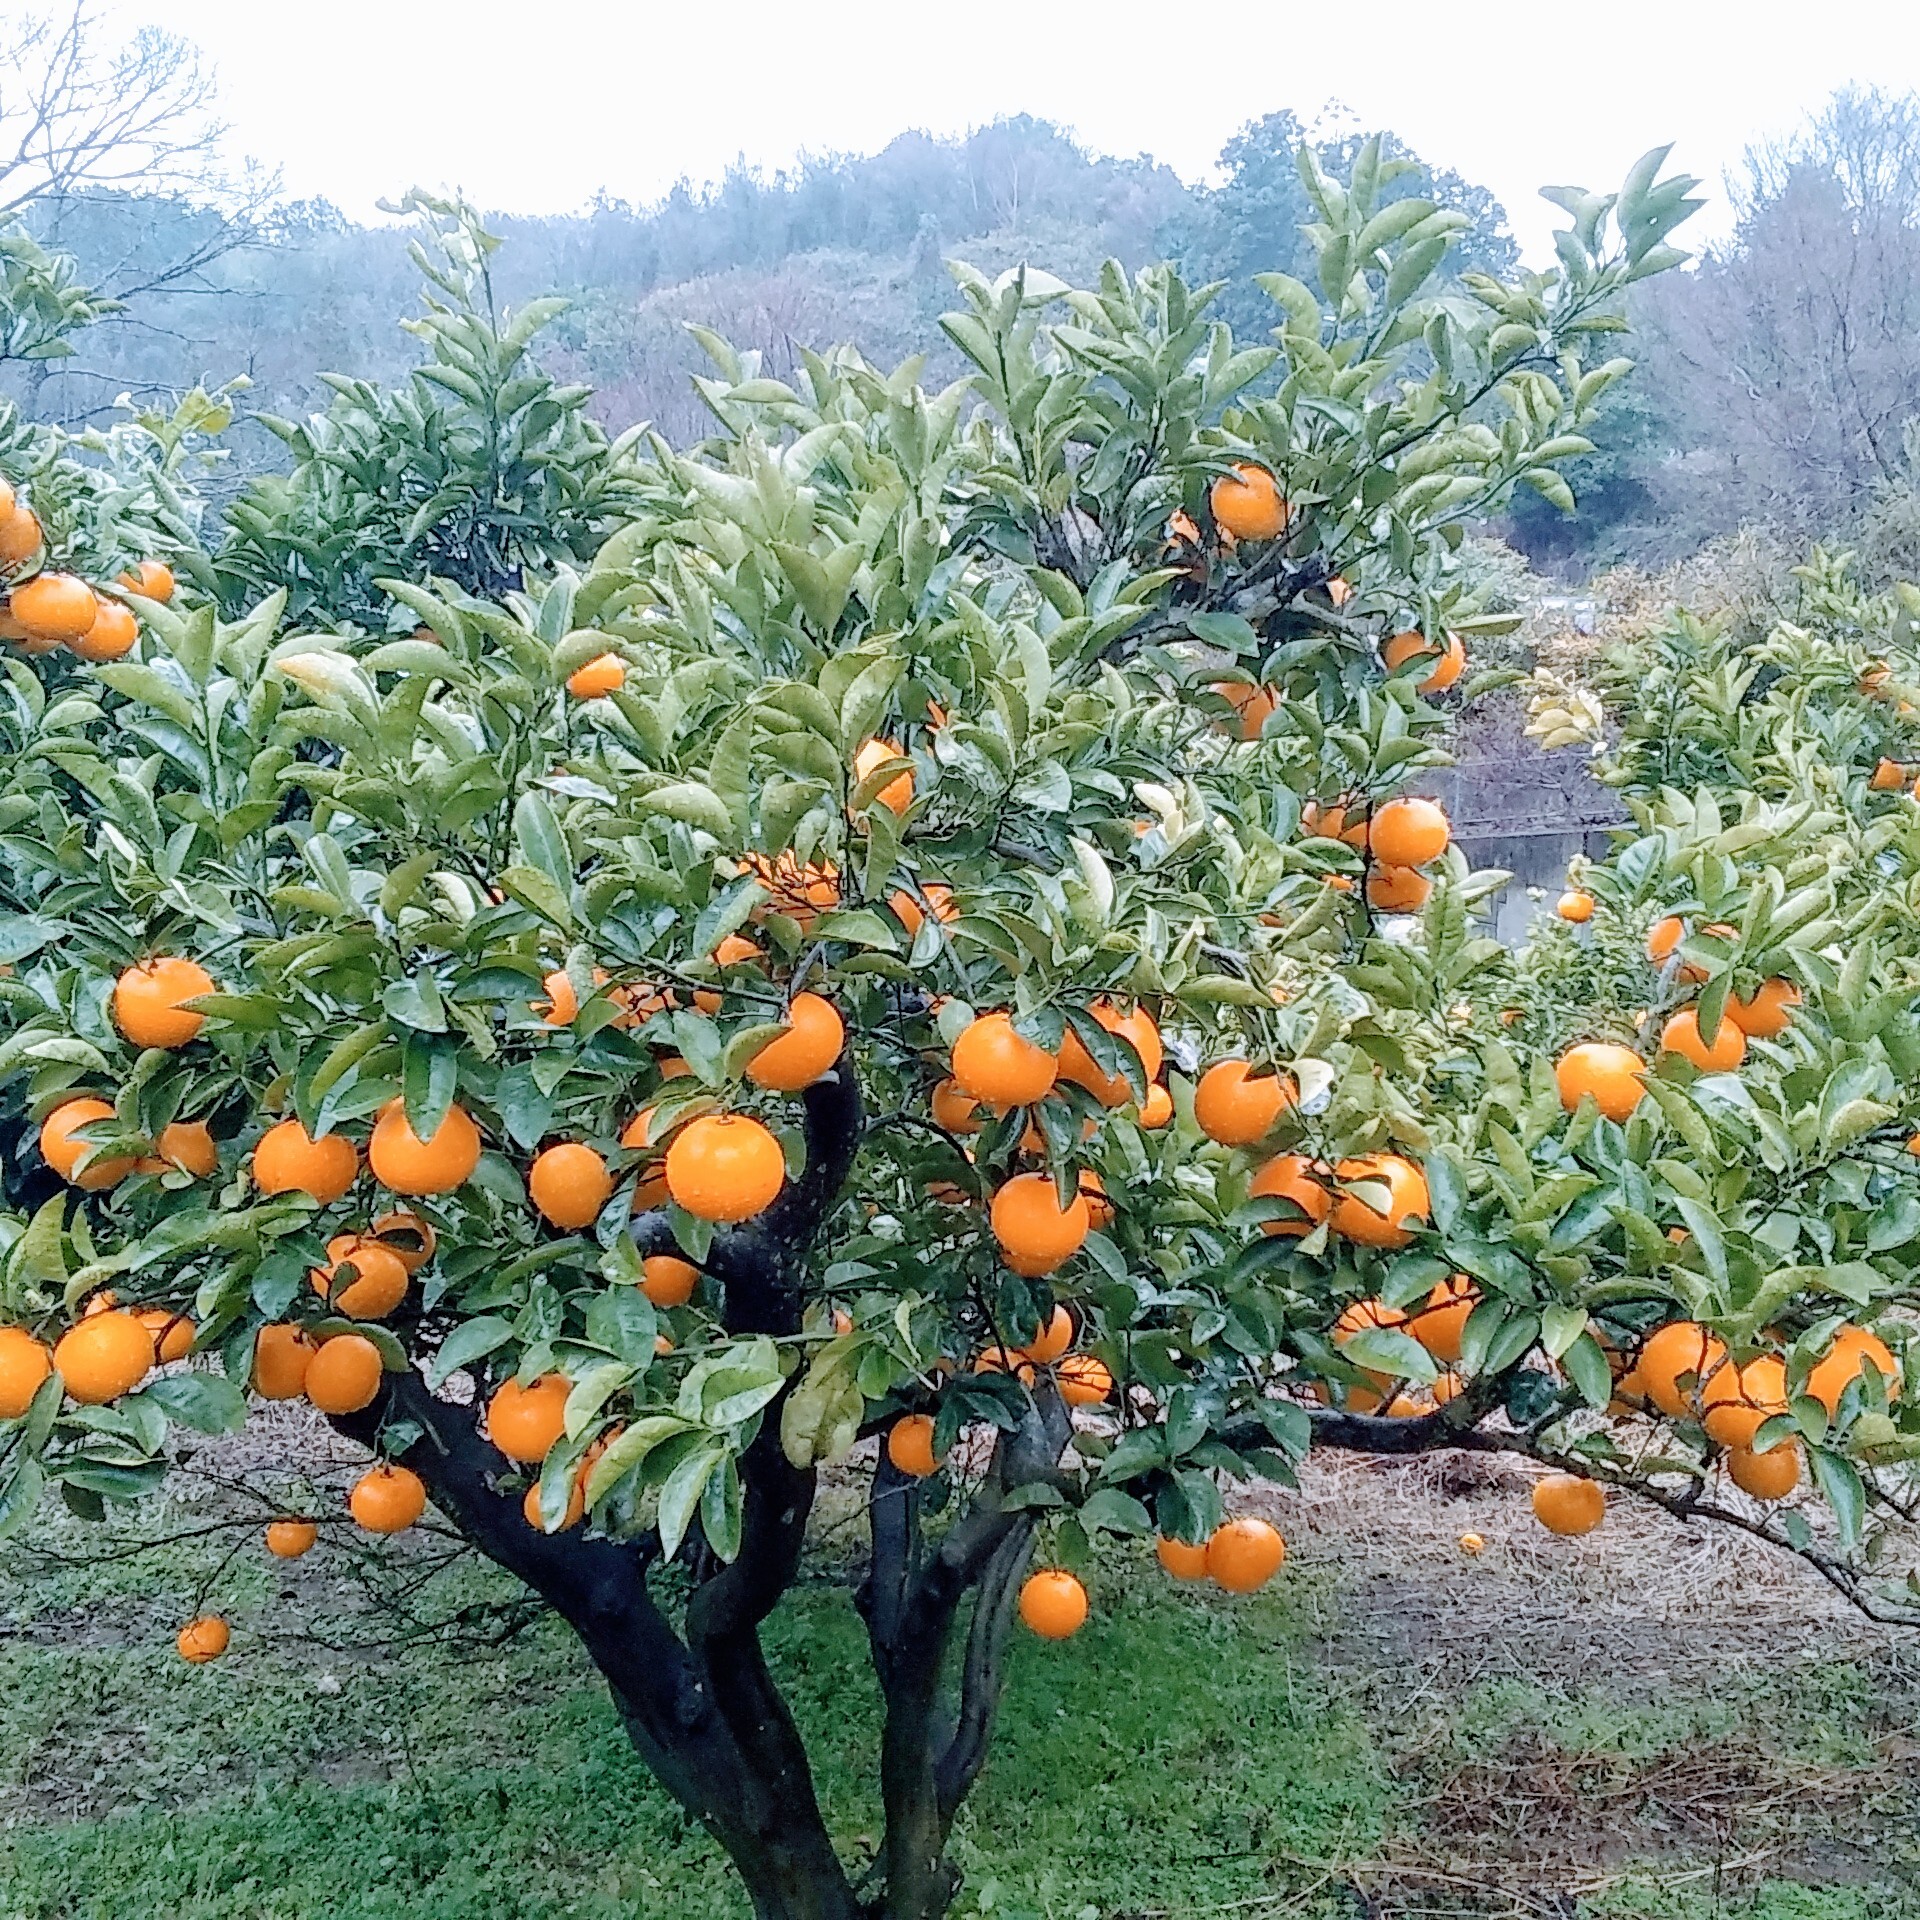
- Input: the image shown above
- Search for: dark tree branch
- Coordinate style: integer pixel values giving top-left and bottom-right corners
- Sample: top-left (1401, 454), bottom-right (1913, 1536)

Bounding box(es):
top-left (933, 1520), bottom-right (1031, 1820)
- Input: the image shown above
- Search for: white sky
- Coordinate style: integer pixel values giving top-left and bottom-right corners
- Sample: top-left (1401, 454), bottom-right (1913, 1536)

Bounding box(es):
top-left (102, 0), bottom-right (1920, 262)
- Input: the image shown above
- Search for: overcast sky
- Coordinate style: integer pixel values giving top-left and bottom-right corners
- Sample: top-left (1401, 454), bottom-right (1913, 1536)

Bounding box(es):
top-left (103, 0), bottom-right (1920, 261)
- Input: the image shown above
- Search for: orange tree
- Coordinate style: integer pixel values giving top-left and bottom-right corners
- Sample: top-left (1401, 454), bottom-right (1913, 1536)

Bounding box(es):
top-left (0, 148), bottom-right (1819, 1920)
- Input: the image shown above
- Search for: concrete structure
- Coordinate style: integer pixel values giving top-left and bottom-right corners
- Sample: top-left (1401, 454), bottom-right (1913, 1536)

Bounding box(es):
top-left (1426, 703), bottom-right (1627, 947)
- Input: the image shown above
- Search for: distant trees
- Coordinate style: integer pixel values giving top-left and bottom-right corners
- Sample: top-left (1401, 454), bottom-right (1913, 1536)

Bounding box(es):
top-left (1636, 89), bottom-right (1920, 536)
top-left (0, 4), bottom-right (277, 428)
top-left (1164, 113), bottom-right (1520, 343)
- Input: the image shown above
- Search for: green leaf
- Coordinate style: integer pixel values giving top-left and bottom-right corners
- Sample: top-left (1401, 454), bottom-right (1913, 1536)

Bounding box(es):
top-left (1808, 1445), bottom-right (1866, 1549)
top-left (427, 1315), bottom-right (516, 1387)
top-left (642, 782), bottom-right (734, 838)
top-left (657, 1439), bottom-right (725, 1560)
top-left (582, 1415), bottom-right (692, 1506)
top-left (496, 864), bottom-right (572, 930)
top-left (1079, 1487), bottom-right (1152, 1536)
top-left (135, 1375), bottom-right (245, 1435)
top-left (513, 792), bottom-right (574, 896)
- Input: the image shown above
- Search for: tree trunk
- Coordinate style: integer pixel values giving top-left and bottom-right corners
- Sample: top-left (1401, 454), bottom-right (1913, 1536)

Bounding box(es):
top-left (323, 1055), bottom-right (877, 1920)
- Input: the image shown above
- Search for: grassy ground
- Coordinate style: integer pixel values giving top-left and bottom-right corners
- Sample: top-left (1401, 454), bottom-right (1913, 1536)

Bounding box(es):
top-left (1, 1452), bottom-right (1917, 1920)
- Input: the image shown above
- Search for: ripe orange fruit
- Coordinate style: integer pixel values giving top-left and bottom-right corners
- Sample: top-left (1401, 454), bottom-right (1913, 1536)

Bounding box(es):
top-left (1408, 1275), bottom-right (1478, 1363)
top-left (251, 1324), bottom-right (315, 1399)
top-left (350, 1463), bottom-right (427, 1533)
top-left (488, 1374), bottom-right (572, 1463)
top-left (0, 503), bottom-right (42, 567)
top-left (1057, 1000), bottom-right (1164, 1106)
top-left (1646, 916), bottom-right (1734, 983)
top-left (1380, 629), bottom-right (1466, 693)
top-left (1209, 464), bottom-right (1288, 541)
top-left (853, 737), bottom-right (914, 814)
top-left (0, 1326), bottom-right (52, 1417)
top-left (137, 1309), bottom-right (196, 1363)
top-left (886, 1413), bottom-right (943, 1477)
top-left (1637, 1321), bottom-right (1728, 1419)
top-left (950, 1012), bottom-right (1057, 1108)
top-left (1206, 1517), bottom-right (1286, 1592)
top-left (303, 1335), bottom-right (385, 1415)
top-left (1330, 1154), bottom-right (1430, 1248)
top-left (1557, 890), bottom-right (1595, 922)
top-left (1194, 1060), bottom-right (1294, 1146)
top-left (148, 1120), bottom-right (218, 1178)
top-left (527, 1142), bottom-right (613, 1230)
top-left (1701, 1354), bottom-right (1789, 1448)
top-left (1301, 799), bottom-right (1370, 846)
top-left (1020, 1306), bottom-right (1075, 1366)
top-left (1249, 1153), bottom-right (1329, 1236)
top-left (11, 572), bottom-right (97, 641)
top-left (1366, 864), bottom-right (1431, 912)
top-left (71, 599), bottom-right (137, 662)
top-left (1018, 1568), bottom-right (1090, 1639)
top-left (747, 992), bottom-right (844, 1091)
top-left (743, 850), bottom-right (841, 928)
top-left (1459, 1532), bottom-right (1486, 1554)
top-left (118, 559), bottom-right (175, 602)
top-left (40, 1097), bottom-right (137, 1189)
top-left (1215, 680), bottom-right (1278, 740)
top-left (535, 969), bottom-right (579, 1026)
top-left (1555, 1043), bottom-right (1646, 1123)
top-left (973, 1345), bottom-right (1036, 1386)
top-left (566, 653), bottom-right (626, 698)
top-left (1367, 797), bottom-right (1449, 867)
top-left (1806, 1325), bottom-right (1900, 1414)
top-left (1156, 1535), bottom-right (1210, 1580)
top-left (367, 1210), bottom-right (435, 1272)
top-left (369, 1100), bottom-right (482, 1195)
top-left (311, 1238), bottom-right (409, 1319)
top-left (1728, 978), bottom-right (1800, 1038)
top-left (693, 932), bottom-right (766, 1011)
top-left (1646, 914), bottom-right (1684, 965)
top-left (666, 1113), bottom-right (786, 1221)
top-left (1729, 1442), bottom-right (1800, 1501)
top-left (1336, 1297), bottom-right (1406, 1337)
top-left (524, 1470), bottom-right (587, 1533)
top-left (931, 1079), bottom-right (981, 1134)
top-left (177, 1616), bottom-right (230, 1663)
top-left (1872, 757), bottom-right (1907, 790)
top-left (1660, 1007), bottom-right (1746, 1072)
top-left (642, 1256), bottom-right (698, 1307)
top-left (254, 1119), bottom-right (359, 1204)
top-left (1140, 1083), bottom-right (1174, 1128)
top-left (890, 883), bottom-right (957, 939)
top-left (1057, 1354), bottom-right (1112, 1405)
top-left (1532, 1475), bottom-right (1605, 1536)
top-left (266, 1519), bottom-right (318, 1559)
top-left (52, 1311), bottom-right (153, 1403)
top-left (990, 1172), bottom-right (1091, 1277)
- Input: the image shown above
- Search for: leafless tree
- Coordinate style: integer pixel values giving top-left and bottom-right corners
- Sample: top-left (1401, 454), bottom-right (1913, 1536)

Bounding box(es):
top-left (0, 3), bottom-right (282, 423)
top-left (1633, 87), bottom-right (1920, 540)
top-left (0, 1), bottom-right (224, 214)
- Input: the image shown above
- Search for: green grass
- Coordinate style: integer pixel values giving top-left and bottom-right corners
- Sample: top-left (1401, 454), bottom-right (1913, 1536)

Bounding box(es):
top-left (0, 1545), bottom-right (1386, 1920)
top-left (1, 1519), bottom-right (1916, 1920)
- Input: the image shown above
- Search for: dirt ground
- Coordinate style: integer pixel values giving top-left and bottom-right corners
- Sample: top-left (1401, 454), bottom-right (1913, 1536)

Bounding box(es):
top-left (1255, 1450), bottom-right (1920, 1917)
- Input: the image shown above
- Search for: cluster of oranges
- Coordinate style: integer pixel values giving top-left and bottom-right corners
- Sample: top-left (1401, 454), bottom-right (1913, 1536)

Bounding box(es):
top-left (178, 1460), bottom-right (433, 1661)
top-left (1606, 1317), bottom-right (1897, 1507)
top-left (1184, 459), bottom-right (1464, 749)
top-left (0, 474), bottom-right (172, 662)
top-left (1009, 1515), bottom-right (1289, 1644)
top-left (1301, 793), bottom-right (1454, 913)
top-left (1553, 912), bottom-right (1802, 1125)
